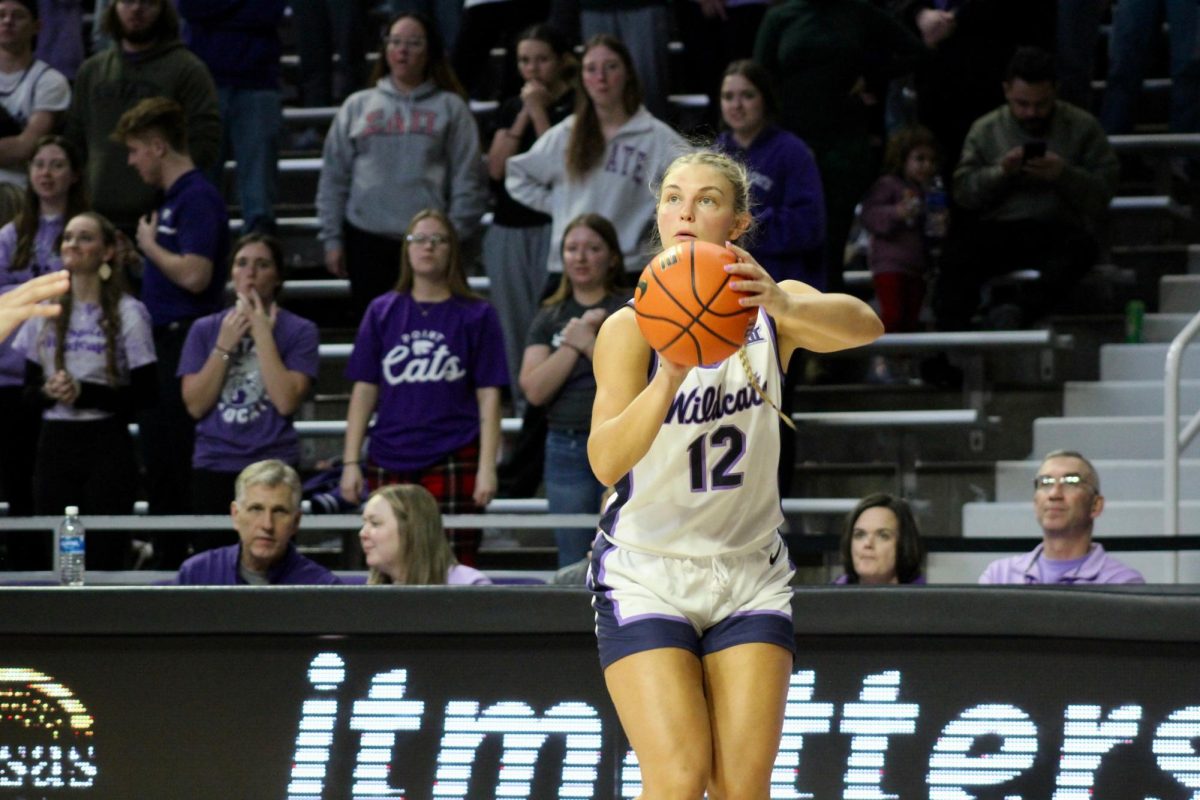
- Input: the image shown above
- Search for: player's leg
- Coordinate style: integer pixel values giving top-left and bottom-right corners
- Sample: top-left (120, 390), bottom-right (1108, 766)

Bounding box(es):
top-left (703, 642), bottom-right (793, 800)
top-left (590, 536), bottom-right (715, 798)
top-left (604, 648), bottom-right (713, 798)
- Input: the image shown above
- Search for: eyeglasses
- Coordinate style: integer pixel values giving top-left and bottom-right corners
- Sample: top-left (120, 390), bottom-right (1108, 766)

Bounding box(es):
top-left (383, 36), bottom-right (427, 50)
top-left (406, 233), bottom-right (448, 247)
top-left (1033, 474), bottom-right (1094, 492)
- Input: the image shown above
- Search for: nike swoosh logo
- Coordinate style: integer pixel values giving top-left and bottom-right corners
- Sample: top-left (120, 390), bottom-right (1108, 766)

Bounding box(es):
top-left (769, 542), bottom-right (784, 566)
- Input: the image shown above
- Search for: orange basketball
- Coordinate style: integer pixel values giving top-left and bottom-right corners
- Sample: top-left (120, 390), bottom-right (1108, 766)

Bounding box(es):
top-left (634, 240), bottom-right (756, 367)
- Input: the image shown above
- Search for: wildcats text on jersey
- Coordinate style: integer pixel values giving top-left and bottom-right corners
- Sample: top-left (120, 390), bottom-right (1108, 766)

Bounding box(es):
top-left (665, 378), bottom-right (767, 425)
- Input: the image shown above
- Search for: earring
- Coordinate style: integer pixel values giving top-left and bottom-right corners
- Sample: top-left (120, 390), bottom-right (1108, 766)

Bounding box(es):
top-left (98, 262), bottom-right (112, 281)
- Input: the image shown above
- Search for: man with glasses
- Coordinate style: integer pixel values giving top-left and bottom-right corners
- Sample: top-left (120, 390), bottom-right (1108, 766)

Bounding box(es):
top-left (65, 0), bottom-right (219, 235)
top-left (176, 460), bottom-right (339, 585)
top-left (979, 449), bottom-right (1144, 584)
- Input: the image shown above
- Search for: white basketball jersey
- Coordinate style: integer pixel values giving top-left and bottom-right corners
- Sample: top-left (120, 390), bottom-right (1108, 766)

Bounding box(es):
top-left (599, 308), bottom-right (785, 558)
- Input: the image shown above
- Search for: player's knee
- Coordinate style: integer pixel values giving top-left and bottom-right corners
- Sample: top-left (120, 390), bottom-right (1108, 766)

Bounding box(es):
top-left (706, 771), bottom-right (772, 800)
top-left (642, 758), bottom-right (710, 799)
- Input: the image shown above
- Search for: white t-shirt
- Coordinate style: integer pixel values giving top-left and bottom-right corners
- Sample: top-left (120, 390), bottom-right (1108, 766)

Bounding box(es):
top-left (0, 59), bottom-right (70, 187)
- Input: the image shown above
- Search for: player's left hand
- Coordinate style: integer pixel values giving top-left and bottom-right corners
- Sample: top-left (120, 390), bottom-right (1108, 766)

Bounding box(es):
top-left (725, 243), bottom-right (788, 318)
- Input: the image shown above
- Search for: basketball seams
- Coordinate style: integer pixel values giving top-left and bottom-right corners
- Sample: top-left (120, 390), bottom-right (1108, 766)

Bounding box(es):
top-left (635, 241), bottom-right (756, 366)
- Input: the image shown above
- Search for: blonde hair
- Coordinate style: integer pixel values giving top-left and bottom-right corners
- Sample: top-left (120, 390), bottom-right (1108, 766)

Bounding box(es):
top-left (654, 150), bottom-right (790, 428)
top-left (366, 484), bottom-right (456, 585)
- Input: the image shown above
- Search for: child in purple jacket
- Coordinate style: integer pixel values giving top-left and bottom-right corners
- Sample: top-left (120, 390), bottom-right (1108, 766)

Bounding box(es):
top-left (860, 126), bottom-right (941, 333)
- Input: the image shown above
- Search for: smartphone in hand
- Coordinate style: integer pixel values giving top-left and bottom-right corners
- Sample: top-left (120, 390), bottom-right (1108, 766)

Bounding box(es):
top-left (1022, 140), bottom-right (1047, 162)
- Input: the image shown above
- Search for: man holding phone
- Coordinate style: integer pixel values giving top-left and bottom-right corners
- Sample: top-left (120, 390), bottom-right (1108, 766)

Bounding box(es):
top-left (932, 46), bottom-right (1119, 331)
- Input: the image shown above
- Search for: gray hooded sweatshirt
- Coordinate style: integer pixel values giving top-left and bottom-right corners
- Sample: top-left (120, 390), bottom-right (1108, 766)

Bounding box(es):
top-left (316, 78), bottom-right (488, 252)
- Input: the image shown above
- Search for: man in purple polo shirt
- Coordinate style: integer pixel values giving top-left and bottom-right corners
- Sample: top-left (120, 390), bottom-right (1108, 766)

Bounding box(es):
top-left (979, 450), bottom-right (1145, 585)
top-left (114, 97), bottom-right (229, 564)
top-left (176, 459), bottom-right (338, 585)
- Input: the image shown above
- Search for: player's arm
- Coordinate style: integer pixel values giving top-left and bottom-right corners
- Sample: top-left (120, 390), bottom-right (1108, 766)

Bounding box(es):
top-left (588, 308), bottom-right (689, 486)
top-left (726, 244), bottom-right (882, 362)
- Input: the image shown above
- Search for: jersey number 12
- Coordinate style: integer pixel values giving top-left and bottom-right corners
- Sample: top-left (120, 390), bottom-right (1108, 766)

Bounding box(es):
top-left (687, 426), bottom-right (746, 491)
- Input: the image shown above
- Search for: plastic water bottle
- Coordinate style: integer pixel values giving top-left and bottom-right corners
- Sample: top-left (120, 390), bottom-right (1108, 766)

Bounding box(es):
top-left (924, 175), bottom-right (949, 239)
top-left (1124, 299), bottom-right (1145, 344)
top-left (57, 506), bottom-right (85, 586)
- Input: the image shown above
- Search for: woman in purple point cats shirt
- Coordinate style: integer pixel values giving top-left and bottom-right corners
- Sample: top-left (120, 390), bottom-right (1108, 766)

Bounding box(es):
top-left (341, 209), bottom-right (507, 566)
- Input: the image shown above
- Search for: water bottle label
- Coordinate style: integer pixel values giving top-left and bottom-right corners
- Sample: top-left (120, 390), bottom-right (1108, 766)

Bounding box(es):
top-left (60, 536), bottom-right (84, 554)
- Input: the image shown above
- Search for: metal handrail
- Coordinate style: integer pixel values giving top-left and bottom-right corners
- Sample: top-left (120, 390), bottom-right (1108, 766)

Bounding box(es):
top-left (1164, 311), bottom-right (1200, 559)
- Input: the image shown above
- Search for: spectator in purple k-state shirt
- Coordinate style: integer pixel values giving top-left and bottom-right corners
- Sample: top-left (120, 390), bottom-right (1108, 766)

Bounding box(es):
top-left (178, 233), bottom-right (319, 551)
top-left (15, 211), bottom-right (157, 569)
top-left (0, 136), bottom-right (86, 540)
top-left (341, 209), bottom-right (508, 567)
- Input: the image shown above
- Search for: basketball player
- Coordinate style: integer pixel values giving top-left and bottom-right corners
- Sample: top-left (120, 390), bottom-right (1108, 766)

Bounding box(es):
top-left (588, 150), bottom-right (883, 798)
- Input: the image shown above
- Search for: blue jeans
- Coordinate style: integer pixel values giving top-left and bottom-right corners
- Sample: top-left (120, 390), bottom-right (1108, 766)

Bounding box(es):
top-left (217, 88), bottom-right (281, 234)
top-left (1056, 0), bottom-right (1107, 109)
top-left (545, 429), bottom-right (604, 568)
top-left (1101, 0), bottom-right (1200, 133)
top-left (290, 0), bottom-right (367, 106)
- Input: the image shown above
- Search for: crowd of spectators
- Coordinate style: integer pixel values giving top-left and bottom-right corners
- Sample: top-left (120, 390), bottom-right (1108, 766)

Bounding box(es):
top-left (0, 0), bottom-right (1185, 582)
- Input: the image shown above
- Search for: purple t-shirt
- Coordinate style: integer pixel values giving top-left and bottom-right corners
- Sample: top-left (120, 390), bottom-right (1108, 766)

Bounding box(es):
top-left (0, 215), bottom-right (64, 386)
top-left (14, 294), bottom-right (157, 421)
top-left (448, 564), bottom-right (492, 585)
top-left (178, 307), bottom-right (320, 471)
top-left (141, 169), bottom-right (230, 326)
top-left (345, 292), bottom-right (509, 470)
top-left (978, 543), bottom-right (1146, 585)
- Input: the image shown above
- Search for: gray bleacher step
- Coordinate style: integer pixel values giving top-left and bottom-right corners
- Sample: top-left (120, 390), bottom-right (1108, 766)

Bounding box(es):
top-left (994, 458), bottom-right (1200, 501)
top-left (1100, 343), bottom-right (1200, 380)
top-left (1109, 132), bottom-right (1200, 153)
top-left (1063, 379), bottom-right (1200, 416)
top-left (1160, 274), bottom-right (1200, 313)
top-left (1143, 313), bottom-right (1196, 342)
top-left (1032, 415), bottom-right (1198, 458)
top-left (962, 499), bottom-right (1200, 538)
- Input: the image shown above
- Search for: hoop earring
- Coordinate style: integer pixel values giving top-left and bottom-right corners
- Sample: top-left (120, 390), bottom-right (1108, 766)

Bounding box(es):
top-left (98, 262), bottom-right (112, 282)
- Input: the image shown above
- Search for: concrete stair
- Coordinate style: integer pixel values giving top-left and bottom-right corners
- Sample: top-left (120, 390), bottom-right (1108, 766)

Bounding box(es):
top-left (1100, 343), bottom-right (1200, 380)
top-left (1031, 416), bottom-right (1197, 458)
top-left (1062, 379), bottom-right (1200, 416)
top-left (994, 458), bottom-right (1200, 501)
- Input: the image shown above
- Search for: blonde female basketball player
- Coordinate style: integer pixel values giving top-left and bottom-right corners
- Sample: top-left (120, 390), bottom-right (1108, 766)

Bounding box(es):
top-left (588, 150), bottom-right (883, 798)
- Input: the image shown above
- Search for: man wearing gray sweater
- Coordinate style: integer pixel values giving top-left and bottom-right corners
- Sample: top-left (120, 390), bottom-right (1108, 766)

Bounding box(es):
top-left (932, 46), bottom-right (1119, 331)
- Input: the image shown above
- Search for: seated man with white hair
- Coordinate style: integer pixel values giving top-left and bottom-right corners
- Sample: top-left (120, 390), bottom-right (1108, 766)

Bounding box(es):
top-left (979, 449), bottom-right (1144, 585)
top-left (176, 459), bottom-right (339, 585)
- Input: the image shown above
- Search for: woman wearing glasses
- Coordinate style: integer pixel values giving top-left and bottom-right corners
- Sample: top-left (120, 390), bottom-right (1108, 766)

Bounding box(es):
top-left (340, 209), bottom-right (507, 566)
top-left (315, 11), bottom-right (488, 315)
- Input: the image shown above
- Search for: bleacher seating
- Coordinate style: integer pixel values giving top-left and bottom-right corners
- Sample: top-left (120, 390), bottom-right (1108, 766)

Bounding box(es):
top-left (8, 2), bottom-right (1199, 583)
